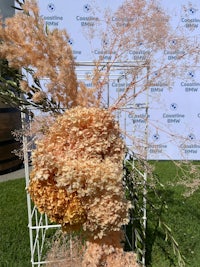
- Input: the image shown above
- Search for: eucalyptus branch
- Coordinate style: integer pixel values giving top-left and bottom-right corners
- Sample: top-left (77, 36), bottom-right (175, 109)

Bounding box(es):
top-left (0, 76), bottom-right (63, 115)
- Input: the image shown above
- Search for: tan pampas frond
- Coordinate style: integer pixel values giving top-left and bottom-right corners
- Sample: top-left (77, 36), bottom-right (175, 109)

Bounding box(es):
top-left (0, 0), bottom-right (78, 108)
top-left (45, 231), bottom-right (84, 267)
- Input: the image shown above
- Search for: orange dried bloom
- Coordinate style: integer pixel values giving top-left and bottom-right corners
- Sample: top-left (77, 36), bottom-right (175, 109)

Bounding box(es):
top-left (29, 106), bottom-right (131, 238)
top-left (28, 175), bottom-right (87, 230)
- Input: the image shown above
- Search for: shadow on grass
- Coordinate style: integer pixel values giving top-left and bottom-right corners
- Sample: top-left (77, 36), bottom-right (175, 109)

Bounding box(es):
top-left (124, 186), bottom-right (200, 267)
top-left (145, 189), bottom-right (176, 266)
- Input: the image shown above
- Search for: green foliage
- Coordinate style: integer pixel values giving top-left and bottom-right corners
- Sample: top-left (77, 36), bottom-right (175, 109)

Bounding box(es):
top-left (0, 59), bottom-right (23, 106)
top-left (0, 59), bottom-right (63, 115)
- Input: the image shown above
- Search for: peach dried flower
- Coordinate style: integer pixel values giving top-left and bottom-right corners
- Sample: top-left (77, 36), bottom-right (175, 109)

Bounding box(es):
top-left (29, 106), bottom-right (131, 238)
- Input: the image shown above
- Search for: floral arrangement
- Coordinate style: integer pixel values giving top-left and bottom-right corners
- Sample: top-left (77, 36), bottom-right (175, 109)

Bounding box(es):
top-left (2, 0), bottom-right (195, 266)
top-left (27, 102), bottom-right (139, 266)
top-left (0, 1), bottom-right (139, 265)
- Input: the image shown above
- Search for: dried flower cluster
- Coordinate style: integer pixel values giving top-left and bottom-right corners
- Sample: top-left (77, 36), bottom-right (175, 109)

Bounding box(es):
top-left (82, 231), bottom-right (139, 267)
top-left (28, 177), bottom-right (87, 231)
top-left (28, 106), bottom-right (131, 239)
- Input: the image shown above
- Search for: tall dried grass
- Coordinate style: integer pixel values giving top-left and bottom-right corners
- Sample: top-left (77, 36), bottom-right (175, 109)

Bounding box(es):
top-left (45, 230), bottom-right (84, 267)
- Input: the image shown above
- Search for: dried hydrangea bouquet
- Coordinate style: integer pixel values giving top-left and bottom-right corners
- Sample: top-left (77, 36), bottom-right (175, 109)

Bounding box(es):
top-left (0, 1), bottom-right (139, 266)
top-left (29, 106), bottom-right (137, 266)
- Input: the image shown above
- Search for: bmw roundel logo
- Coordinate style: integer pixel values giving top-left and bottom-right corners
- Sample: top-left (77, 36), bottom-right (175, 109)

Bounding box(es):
top-left (189, 7), bottom-right (196, 15)
top-left (152, 133), bottom-right (160, 142)
top-left (170, 103), bottom-right (178, 111)
top-left (83, 4), bottom-right (91, 13)
top-left (47, 3), bottom-right (55, 12)
top-left (188, 71), bottom-right (195, 78)
top-left (102, 38), bottom-right (109, 46)
top-left (188, 133), bottom-right (195, 141)
top-left (170, 39), bottom-right (176, 46)
top-left (68, 38), bottom-right (74, 46)
top-left (153, 71), bottom-right (158, 77)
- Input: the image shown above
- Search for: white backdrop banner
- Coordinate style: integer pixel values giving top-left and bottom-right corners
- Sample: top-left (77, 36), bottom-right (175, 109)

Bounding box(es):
top-left (37, 0), bottom-right (200, 160)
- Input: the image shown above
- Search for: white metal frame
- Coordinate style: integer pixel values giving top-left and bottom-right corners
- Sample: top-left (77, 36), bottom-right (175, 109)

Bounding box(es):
top-left (22, 61), bottom-right (149, 266)
top-left (22, 111), bottom-right (61, 267)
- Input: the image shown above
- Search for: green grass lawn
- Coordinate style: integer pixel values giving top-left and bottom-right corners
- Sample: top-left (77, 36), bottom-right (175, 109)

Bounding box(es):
top-left (148, 189), bottom-right (200, 267)
top-left (0, 161), bottom-right (200, 267)
top-left (0, 178), bottom-right (30, 267)
top-left (146, 161), bottom-right (200, 267)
